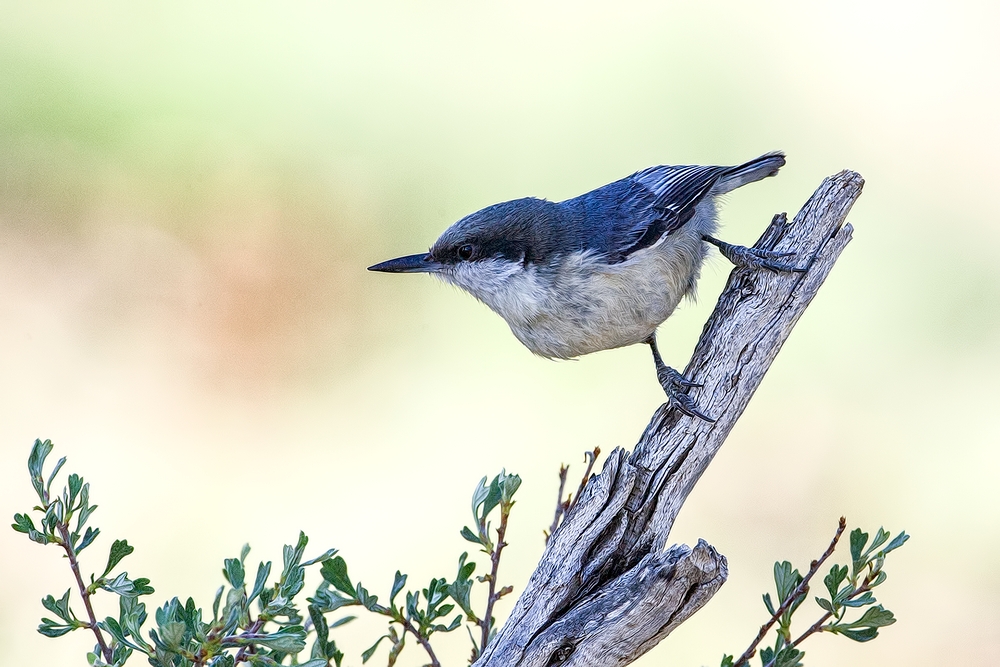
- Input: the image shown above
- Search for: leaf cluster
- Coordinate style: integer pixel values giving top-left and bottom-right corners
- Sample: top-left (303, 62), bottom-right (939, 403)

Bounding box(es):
top-left (13, 440), bottom-right (522, 667)
top-left (723, 520), bottom-right (909, 667)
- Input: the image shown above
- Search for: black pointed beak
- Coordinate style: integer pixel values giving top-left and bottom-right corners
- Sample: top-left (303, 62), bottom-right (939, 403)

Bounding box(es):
top-left (367, 253), bottom-right (444, 274)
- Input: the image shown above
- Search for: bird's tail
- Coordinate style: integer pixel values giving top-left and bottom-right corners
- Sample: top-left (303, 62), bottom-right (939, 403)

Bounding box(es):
top-left (712, 151), bottom-right (786, 194)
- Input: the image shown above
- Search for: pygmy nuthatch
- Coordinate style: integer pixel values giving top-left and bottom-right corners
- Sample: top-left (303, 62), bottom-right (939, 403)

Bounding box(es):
top-left (369, 152), bottom-right (802, 421)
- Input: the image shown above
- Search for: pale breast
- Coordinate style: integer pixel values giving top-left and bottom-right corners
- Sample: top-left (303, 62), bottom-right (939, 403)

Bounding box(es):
top-left (508, 228), bottom-right (707, 359)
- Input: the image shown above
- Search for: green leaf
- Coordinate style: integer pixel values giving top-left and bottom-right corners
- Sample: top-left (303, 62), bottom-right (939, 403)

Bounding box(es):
top-left (762, 592), bottom-right (776, 615)
top-left (101, 572), bottom-right (136, 596)
top-left (248, 625), bottom-right (307, 652)
top-left (45, 456), bottom-right (67, 497)
top-left (77, 526), bottom-right (100, 553)
top-left (67, 473), bottom-right (83, 509)
top-left (481, 475), bottom-right (503, 520)
top-left (118, 596), bottom-right (151, 650)
top-left (223, 557), bottom-right (245, 588)
top-left (390, 571), bottom-right (407, 606)
top-left (302, 547), bottom-right (338, 567)
top-left (850, 528), bottom-right (868, 572)
top-left (851, 605), bottom-right (896, 628)
top-left (103, 539), bottom-right (135, 578)
top-left (447, 577), bottom-right (475, 618)
top-left (329, 615), bottom-right (355, 629)
top-left (11, 512), bottom-right (35, 534)
top-left (309, 604), bottom-right (329, 644)
top-left (457, 553), bottom-right (476, 581)
top-left (841, 591), bottom-right (875, 608)
top-left (500, 471), bottom-right (522, 505)
top-left (406, 590), bottom-right (419, 618)
top-left (13, 513), bottom-right (48, 544)
top-left (356, 583), bottom-right (381, 612)
top-left (824, 564), bottom-right (848, 600)
top-left (212, 586), bottom-right (224, 622)
top-left (772, 647), bottom-right (804, 667)
top-left (160, 620), bottom-right (187, 649)
top-left (470, 476), bottom-right (489, 520)
top-left (309, 587), bottom-right (357, 613)
top-left (881, 531), bottom-right (910, 556)
top-left (281, 562), bottom-right (306, 599)
top-left (382, 626), bottom-right (403, 666)
top-left (248, 561), bottom-right (272, 604)
top-left (720, 655), bottom-right (735, 667)
top-left (815, 596), bottom-right (835, 613)
top-left (320, 557), bottom-right (356, 597)
top-left (131, 577), bottom-right (155, 596)
top-left (28, 439), bottom-right (55, 500)
top-left (42, 589), bottom-right (75, 622)
top-left (280, 533), bottom-right (307, 591)
top-left (772, 561), bottom-right (801, 603)
top-left (863, 527), bottom-right (890, 559)
top-left (833, 582), bottom-right (856, 605)
top-left (361, 634), bottom-right (389, 663)
top-left (838, 627), bottom-right (879, 642)
top-left (38, 617), bottom-right (75, 637)
top-left (425, 577), bottom-right (447, 608)
top-left (831, 605), bottom-right (895, 641)
top-left (460, 526), bottom-right (483, 546)
top-left (75, 485), bottom-right (95, 530)
top-left (100, 616), bottom-right (146, 653)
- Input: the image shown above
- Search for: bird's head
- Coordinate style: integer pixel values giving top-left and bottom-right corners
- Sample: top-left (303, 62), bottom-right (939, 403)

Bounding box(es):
top-left (368, 198), bottom-right (560, 316)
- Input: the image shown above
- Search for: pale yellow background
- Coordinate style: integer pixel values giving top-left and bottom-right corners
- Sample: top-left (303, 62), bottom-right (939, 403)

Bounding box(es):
top-left (2, 1), bottom-right (998, 665)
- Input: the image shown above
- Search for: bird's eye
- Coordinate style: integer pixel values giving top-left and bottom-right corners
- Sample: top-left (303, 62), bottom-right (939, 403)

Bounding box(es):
top-left (457, 244), bottom-right (475, 261)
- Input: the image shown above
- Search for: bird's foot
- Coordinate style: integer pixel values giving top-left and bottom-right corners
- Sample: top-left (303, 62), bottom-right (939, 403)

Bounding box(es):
top-left (703, 235), bottom-right (806, 272)
top-left (657, 366), bottom-right (716, 423)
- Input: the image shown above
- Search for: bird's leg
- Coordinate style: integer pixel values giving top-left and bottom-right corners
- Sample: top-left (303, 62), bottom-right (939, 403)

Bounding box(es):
top-left (703, 234), bottom-right (806, 272)
top-left (645, 334), bottom-right (716, 423)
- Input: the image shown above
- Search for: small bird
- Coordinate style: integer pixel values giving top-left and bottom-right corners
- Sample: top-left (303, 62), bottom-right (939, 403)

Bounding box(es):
top-left (369, 152), bottom-right (801, 421)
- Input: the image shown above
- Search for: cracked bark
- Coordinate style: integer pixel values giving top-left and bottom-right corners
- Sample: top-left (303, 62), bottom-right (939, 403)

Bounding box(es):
top-left (474, 171), bottom-right (864, 667)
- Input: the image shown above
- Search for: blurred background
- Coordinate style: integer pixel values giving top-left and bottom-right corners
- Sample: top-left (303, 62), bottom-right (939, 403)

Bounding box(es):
top-left (2, 1), bottom-right (998, 665)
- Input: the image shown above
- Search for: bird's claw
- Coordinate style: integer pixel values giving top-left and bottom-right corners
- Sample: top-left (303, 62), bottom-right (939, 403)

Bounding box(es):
top-left (657, 367), bottom-right (716, 423)
top-left (704, 235), bottom-right (807, 273)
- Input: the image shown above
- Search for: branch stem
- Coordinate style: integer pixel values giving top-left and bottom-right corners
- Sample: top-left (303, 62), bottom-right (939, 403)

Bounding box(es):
top-left (546, 465), bottom-right (569, 543)
top-left (734, 517), bottom-right (847, 667)
top-left (480, 505), bottom-right (510, 652)
top-left (56, 523), bottom-right (112, 663)
top-left (403, 619), bottom-right (442, 667)
top-left (233, 618), bottom-right (265, 663)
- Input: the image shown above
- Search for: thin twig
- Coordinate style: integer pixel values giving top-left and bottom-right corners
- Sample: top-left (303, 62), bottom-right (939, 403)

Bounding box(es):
top-left (545, 448), bottom-right (601, 545)
top-left (403, 619), bottom-right (442, 667)
top-left (567, 447), bottom-right (600, 516)
top-left (56, 523), bottom-right (112, 663)
top-left (733, 517), bottom-right (847, 667)
top-left (480, 505), bottom-right (510, 653)
top-left (546, 465), bottom-right (569, 544)
top-left (233, 618), bottom-right (265, 663)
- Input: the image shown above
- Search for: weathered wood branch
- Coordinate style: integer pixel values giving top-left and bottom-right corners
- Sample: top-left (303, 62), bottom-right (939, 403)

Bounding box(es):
top-left (476, 171), bottom-right (864, 667)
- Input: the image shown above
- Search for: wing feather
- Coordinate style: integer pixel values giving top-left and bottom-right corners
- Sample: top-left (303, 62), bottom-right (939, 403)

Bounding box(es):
top-left (611, 164), bottom-right (726, 259)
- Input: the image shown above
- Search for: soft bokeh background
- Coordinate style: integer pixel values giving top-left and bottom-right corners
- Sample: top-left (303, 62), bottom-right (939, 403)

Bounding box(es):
top-left (2, 1), bottom-right (998, 665)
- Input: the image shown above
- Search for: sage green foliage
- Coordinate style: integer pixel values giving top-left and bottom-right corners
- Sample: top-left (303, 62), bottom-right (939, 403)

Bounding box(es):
top-left (721, 523), bottom-right (909, 667)
top-left (12, 439), bottom-right (521, 667)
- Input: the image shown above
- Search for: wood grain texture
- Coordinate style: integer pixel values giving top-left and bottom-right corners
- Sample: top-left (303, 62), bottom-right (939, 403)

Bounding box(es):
top-left (476, 171), bottom-right (864, 667)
